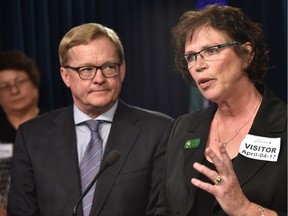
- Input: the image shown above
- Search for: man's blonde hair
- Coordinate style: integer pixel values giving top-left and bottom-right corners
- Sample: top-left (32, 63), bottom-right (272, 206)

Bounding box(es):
top-left (59, 23), bottom-right (124, 66)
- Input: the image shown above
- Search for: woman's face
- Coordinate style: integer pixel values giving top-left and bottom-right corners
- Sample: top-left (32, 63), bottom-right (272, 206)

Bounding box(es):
top-left (0, 70), bottom-right (39, 114)
top-left (185, 27), bottom-right (249, 103)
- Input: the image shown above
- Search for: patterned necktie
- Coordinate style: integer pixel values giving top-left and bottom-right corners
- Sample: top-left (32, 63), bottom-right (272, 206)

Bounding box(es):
top-left (80, 120), bottom-right (103, 216)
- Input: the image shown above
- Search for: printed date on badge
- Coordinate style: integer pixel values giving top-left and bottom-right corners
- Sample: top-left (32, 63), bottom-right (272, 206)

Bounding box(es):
top-left (239, 134), bottom-right (280, 162)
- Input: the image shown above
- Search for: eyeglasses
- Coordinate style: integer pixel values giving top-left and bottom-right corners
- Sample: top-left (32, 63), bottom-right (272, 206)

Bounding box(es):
top-left (180, 41), bottom-right (238, 67)
top-left (0, 78), bottom-right (30, 93)
top-left (64, 63), bottom-right (121, 80)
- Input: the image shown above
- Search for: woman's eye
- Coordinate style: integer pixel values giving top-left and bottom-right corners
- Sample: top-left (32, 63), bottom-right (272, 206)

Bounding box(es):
top-left (186, 54), bottom-right (196, 62)
top-left (206, 47), bottom-right (219, 55)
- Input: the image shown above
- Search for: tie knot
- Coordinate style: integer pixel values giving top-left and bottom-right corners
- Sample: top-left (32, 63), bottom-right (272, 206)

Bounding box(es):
top-left (84, 120), bottom-right (101, 132)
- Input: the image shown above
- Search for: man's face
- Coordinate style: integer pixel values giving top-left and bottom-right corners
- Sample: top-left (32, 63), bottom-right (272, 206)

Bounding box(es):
top-left (60, 36), bottom-right (125, 118)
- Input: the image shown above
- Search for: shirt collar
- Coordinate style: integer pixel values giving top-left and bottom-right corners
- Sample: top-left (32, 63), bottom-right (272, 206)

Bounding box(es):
top-left (74, 100), bottom-right (118, 125)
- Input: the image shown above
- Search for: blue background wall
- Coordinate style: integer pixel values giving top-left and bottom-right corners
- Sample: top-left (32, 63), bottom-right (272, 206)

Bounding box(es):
top-left (0, 0), bottom-right (286, 118)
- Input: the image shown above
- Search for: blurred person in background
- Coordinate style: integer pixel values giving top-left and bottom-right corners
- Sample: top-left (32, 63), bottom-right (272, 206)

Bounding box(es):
top-left (0, 50), bottom-right (42, 216)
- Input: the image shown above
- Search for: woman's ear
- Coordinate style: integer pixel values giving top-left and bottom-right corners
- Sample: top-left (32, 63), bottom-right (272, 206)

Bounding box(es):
top-left (242, 42), bottom-right (254, 68)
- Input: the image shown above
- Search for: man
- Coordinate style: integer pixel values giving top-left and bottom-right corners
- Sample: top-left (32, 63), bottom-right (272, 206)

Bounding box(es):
top-left (8, 23), bottom-right (173, 216)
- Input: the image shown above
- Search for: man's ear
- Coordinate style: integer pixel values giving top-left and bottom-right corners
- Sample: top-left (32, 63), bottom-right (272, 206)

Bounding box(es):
top-left (119, 61), bottom-right (126, 82)
top-left (60, 67), bottom-right (71, 88)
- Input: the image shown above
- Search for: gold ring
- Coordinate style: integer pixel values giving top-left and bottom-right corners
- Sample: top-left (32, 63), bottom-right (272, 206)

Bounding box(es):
top-left (213, 175), bottom-right (222, 185)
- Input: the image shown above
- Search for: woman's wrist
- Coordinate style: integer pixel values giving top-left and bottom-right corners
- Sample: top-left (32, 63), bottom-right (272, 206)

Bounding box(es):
top-left (251, 203), bottom-right (278, 216)
top-left (236, 202), bottom-right (265, 216)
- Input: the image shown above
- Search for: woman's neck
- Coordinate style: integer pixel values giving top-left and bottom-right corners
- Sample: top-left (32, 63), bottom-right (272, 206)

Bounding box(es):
top-left (7, 106), bottom-right (39, 129)
top-left (217, 84), bottom-right (261, 119)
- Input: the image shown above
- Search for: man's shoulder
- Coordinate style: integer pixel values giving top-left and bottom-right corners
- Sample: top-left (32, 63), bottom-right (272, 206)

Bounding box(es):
top-left (131, 105), bottom-right (173, 120)
top-left (118, 100), bottom-right (174, 122)
top-left (21, 106), bottom-right (73, 128)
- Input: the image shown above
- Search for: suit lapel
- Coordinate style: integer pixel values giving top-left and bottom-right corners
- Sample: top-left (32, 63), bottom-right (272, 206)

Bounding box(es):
top-left (233, 124), bottom-right (268, 186)
top-left (90, 101), bottom-right (141, 215)
top-left (213, 86), bottom-right (287, 213)
top-left (49, 106), bottom-right (82, 207)
top-left (183, 105), bottom-right (216, 215)
top-left (233, 86), bottom-right (286, 186)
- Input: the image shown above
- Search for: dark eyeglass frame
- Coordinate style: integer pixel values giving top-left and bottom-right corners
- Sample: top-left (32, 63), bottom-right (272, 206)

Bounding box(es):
top-left (64, 63), bottom-right (121, 80)
top-left (180, 41), bottom-right (238, 67)
top-left (0, 77), bottom-right (30, 92)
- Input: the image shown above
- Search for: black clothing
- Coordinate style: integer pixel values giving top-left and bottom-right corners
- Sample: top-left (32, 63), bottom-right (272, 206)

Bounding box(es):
top-left (0, 108), bottom-right (16, 143)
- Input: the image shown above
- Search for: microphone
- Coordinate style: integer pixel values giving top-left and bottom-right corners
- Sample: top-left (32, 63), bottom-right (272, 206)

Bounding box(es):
top-left (72, 150), bottom-right (121, 216)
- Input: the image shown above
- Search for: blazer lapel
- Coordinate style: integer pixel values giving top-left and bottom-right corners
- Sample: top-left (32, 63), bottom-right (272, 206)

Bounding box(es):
top-left (232, 124), bottom-right (268, 186)
top-left (231, 87), bottom-right (286, 187)
top-left (90, 101), bottom-right (142, 215)
top-left (213, 86), bottom-right (287, 214)
top-left (183, 105), bottom-right (216, 215)
top-left (49, 106), bottom-right (81, 207)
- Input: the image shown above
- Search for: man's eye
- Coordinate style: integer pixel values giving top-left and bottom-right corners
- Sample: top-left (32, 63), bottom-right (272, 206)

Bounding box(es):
top-left (80, 67), bottom-right (94, 72)
top-left (103, 65), bottom-right (115, 70)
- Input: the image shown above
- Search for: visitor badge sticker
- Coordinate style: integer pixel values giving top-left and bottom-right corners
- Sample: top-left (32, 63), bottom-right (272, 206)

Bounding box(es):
top-left (0, 143), bottom-right (13, 159)
top-left (239, 134), bottom-right (280, 162)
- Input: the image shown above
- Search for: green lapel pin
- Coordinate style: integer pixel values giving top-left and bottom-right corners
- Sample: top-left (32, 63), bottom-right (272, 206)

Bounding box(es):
top-left (184, 138), bottom-right (200, 149)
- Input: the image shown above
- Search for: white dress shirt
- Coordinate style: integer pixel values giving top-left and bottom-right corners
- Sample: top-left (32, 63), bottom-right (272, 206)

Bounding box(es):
top-left (73, 100), bottom-right (118, 163)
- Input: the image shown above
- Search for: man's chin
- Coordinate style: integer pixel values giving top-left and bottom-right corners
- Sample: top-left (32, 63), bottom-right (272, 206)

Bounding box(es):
top-left (89, 100), bottom-right (114, 109)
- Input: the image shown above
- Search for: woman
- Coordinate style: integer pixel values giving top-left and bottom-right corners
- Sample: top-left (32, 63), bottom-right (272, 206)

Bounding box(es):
top-left (0, 50), bottom-right (43, 216)
top-left (156, 4), bottom-right (286, 216)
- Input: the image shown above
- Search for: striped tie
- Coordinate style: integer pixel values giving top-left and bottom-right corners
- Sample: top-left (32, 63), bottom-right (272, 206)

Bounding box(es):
top-left (80, 120), bottom-right (103, 216)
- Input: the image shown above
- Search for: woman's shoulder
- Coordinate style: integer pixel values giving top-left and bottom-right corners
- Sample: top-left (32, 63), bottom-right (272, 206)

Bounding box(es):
top-left (176, 104), bottom-right (216, 124)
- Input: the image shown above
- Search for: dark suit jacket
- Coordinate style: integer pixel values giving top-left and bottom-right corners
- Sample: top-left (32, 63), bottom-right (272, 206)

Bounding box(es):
top-left (156, 86), bottom-right (287, 216)
top-left (7, 100), bottom-right (173, 216)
